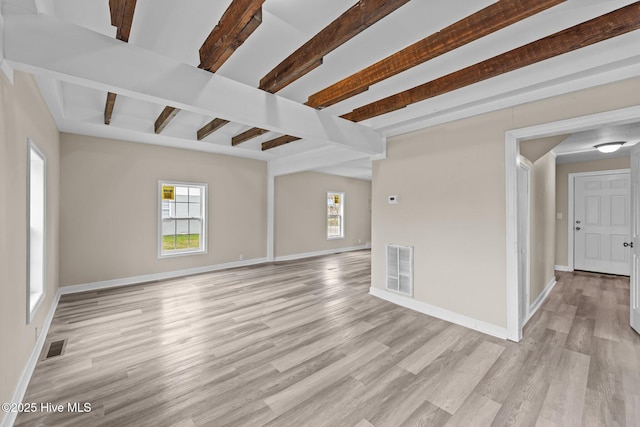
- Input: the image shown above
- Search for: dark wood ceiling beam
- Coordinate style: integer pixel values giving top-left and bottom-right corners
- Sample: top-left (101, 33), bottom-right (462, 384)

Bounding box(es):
top-left (259, 0), bottom-right (412, 94)
top-left (104, 92), bottom-right (117, 125)
top-left (262, 135), bottom-right (301, 151)
top-left (105, 0), bottom-right (137, 125)
top-left (197, 118), bottom-right (231, 140)
top-left (341, 2), bottom-right (640, 123)
top-left (200, 6), bottom-right (264, 73)
top-left (232, 127), bottom-right (270, 146)
top-left (307, 0), bottom-right (566, 109)
top-left (194, 7), bottom-right (262, 138)
top-left (156, 0), bottom-right (264, 135)
top-left (259, 0), bottom-right (565, 149)
top-left (236, 0), bottom-right (411, 146)
top-left (109, 0), bottom-right (137, 42)
top-left (155, 106), bottom-right (180, 134)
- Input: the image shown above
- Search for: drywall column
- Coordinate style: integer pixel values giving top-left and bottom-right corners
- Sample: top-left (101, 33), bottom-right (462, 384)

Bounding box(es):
top-left (267, 164), bottom-right (275, 262)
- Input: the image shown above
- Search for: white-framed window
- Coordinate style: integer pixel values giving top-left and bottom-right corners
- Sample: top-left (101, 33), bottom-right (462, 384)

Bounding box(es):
top-left (158, 181), bottom-right (207, 258)
top-left (327, 191), bottom-right (344, 239)
top-left (27, 139), bottom-right (46, 323)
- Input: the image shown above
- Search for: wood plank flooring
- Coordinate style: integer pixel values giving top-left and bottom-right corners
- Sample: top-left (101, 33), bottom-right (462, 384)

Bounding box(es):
top-left (14, 252), bottom-right (640, 426)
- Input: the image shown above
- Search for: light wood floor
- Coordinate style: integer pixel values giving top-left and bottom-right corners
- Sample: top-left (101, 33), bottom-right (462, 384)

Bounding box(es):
top-left (15, 251), bottom-right (640, 426)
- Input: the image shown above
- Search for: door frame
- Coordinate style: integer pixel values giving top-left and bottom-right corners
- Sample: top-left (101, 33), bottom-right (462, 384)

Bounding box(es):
top-left (505, 104), bottom-right (640, 342)
top-left (567, 169), bottom-right (630, 272)
top-left (517, 157), bottom-right (532, 330)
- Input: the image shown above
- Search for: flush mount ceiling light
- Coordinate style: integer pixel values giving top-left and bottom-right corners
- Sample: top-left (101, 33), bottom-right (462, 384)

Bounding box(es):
top-left (594, 142), bottom-right (624, 153)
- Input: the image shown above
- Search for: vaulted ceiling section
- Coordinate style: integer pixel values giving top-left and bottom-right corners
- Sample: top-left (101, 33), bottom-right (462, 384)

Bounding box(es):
top-left (2, 0), bottom-right (640, 178)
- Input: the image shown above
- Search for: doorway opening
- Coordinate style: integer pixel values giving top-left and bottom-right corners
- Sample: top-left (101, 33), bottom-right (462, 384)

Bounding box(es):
top-left (505, 105), bottom-right (640, 341)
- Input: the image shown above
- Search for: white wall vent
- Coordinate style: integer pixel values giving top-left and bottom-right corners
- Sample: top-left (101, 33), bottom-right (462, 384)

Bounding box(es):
top-left (386, 245), bottom-right (413, 297)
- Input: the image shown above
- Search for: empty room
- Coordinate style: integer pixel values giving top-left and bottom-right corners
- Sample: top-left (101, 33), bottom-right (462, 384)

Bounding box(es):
top-left (2, 0), bottom-right (640, 426)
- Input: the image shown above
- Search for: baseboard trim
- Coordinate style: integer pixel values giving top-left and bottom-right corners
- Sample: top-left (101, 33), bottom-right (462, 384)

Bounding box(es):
top-left (2, 289), bottom-right (61, 427)
top-left (61, 247), bottom-right (371, 294)
top-left (368, 287), bottom-right (508, 340)
top-left (274, 245), bottom-right (369, 262)
top-left (59, 257), bottom-right (268, 295)
top-left (526, 276), bottom-right (557, 323)
top-left (554, 264), bottom-right (572, 272)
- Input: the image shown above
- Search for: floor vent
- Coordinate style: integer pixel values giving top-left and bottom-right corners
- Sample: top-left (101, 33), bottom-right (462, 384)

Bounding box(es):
top-left (45, 340), bottom-right (67, 359)
top-left (386, 244), bottom-right (413, 297)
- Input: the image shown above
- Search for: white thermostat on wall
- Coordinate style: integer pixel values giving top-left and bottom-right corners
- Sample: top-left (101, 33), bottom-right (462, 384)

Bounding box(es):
top-left (388, 195), bottom-right (399, 204)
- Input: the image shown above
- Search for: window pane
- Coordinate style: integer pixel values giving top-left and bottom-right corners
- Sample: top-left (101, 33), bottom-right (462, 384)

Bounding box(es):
top-left (175, 202), bottom-right (189, 218)
top-left (188, 219), bottom-right (201, 249)
top-left (176, 219), bottom-right (189, 236)
top-left (175, 186), bottom-right (189, 202)
top-left (161, 201), bottom-right (171, 219)
top-left (189, 203), bottom-right (201, 218)
top-left (162, 219), bottom-right (176, 251)
top-left (189, 187), bottom-right (201, 198)
top-left (328, 215), bottom-right (341, 237)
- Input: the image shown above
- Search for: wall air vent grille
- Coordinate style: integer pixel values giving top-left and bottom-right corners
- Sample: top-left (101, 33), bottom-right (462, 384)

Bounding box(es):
top-left (386, 244), bottom-right (413, 297)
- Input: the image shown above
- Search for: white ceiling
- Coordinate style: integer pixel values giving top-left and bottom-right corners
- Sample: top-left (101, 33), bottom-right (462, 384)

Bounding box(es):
top-left (3, 0), bottom-right (640, 178)
top-left (554, 122), bottom-right (640, 164)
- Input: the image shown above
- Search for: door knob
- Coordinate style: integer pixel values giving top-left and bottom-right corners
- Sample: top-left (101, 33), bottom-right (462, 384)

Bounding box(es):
top-left (576, 220), bottom-right (581, 224)
top-left (624, 242), bottom-right (634, 248)
top-left (576, 227), bottom-right (581, 231)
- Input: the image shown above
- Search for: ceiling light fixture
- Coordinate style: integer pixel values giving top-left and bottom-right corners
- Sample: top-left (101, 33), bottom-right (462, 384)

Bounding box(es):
top-left (594, 141), bottom-right (624, 153)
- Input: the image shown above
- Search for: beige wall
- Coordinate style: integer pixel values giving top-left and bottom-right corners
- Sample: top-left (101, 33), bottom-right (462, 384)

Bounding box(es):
top-left (373, 76), bottom-right (640, 329)
top-left (59, 134), bottom-right (267, 286)
top-left (529, 152), bottom-right (556, 304)
top-left (520, 135), bottom-right (566, 163)
top-left (274, 171), bottom-right (371, 257)
top-left (555, 157), bottom-right (631, 267)
top-left (0, 72), bottom-right (60, 411)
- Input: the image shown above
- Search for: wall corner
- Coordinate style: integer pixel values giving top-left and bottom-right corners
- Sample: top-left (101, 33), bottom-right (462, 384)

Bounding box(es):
top-left (0, 8), bottom-right (14, 84)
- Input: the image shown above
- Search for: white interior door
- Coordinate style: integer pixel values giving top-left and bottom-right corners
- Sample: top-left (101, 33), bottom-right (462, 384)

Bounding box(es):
top-left (630, 146), bottom-right (640, 333)
top-left (574, 172), bottom-right (630, 276)
top-left (517, 161), bottom-right (530, 327)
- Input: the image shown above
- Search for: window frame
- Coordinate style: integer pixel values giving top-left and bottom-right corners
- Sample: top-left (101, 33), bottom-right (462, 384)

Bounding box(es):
top-left (157, 180), bottom-right (208, 259)
top-left (327, 191), bottom-right (345, 240)
top-left (27, 139), bottom-right (46, 324)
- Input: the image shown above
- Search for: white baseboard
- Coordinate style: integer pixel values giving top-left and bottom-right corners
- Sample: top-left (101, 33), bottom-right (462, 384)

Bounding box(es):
top-left (60, 257), bottom-right (268, 295)
top-left (554, 265), bottom-right (572, 272)
top-left (368, 287), bottom-right (509, 340)
top-left (274, 245), bottom-right (369, 262)
top-left (61, 248), bottom-right (372, 294)
top-left (526, 276), bottom-right (558, 323)
top-left (2, 289), bottom-right (61, 427)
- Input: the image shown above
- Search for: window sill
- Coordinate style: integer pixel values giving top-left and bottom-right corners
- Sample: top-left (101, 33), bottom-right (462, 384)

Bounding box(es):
top-left (159, 249), bottom-right (207, 259)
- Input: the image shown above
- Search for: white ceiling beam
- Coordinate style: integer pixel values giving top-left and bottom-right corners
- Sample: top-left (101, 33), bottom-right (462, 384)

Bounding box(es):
top-left (269, 145), bottom-right (377, 177)
top-left (55, 117), bottom-right (274, 161)
top-left (2, 10), bottom-right (384, 155)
